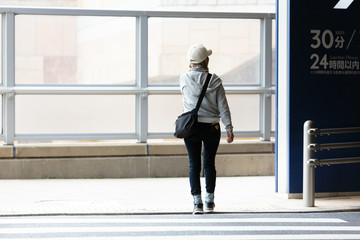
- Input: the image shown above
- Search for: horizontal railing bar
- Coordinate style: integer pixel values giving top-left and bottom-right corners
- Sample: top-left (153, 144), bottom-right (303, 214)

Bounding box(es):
top-left (320, 142), bottom-right (360, 150)
top-left (317, 127), bottom-right (360, 135)
top-left (15, 133), bottom-right (137, 141)
top-left (310, 142), bottom-right (360, 151)
top-left (14, 84), bottom-right (137, 88)
top-left (0, 7), bottom-right (275, 19)
top-left (143, 11), bottom-right (275, 19)
top-left (3, 83), bottom-right (265, 88)
top-left (2, 87), bottom-right (144, 95)
top-left (14, 131), bottom-right (267, 142)
top-left (223, 88), bottom-right (275, 94)
top-left (0, 86), bottom-right (275, 95)
top-left (148, 131), bottom-right (262, 139)
top-left (312, 157), bottom-right (360, 166)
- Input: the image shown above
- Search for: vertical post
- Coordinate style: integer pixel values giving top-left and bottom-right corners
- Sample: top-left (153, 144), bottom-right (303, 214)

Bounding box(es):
top-left (135, 15), bottom-right (148, 143)
top-left (2, 12), bottom-right (16, 145)
top-left (260, 17), bottom-right (272, 141)
top-left (303, 120), bottom-right (316, 207)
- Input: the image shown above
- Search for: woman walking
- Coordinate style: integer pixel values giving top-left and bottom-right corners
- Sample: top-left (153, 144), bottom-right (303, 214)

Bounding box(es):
top-left (180, 43), bottom-right (234, 214)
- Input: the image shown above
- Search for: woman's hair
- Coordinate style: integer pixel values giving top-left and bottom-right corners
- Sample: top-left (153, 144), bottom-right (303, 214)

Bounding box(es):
top-left (189, 59), bottom-right (208, 69)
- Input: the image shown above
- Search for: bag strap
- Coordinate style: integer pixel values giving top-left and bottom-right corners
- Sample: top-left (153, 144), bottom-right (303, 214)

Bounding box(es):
top-left (194, 73), bottom-right (212, 112)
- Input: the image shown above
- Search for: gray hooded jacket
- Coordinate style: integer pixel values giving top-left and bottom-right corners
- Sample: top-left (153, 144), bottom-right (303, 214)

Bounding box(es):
top-left (180, 66), bottom-right (233, 131)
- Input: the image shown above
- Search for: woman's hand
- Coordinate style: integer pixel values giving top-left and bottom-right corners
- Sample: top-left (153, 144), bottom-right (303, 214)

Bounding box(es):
top-left (226, 130), bottom-right (234, 143)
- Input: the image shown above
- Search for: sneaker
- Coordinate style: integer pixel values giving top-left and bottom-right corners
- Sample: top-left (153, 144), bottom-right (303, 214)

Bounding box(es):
top-left (204, 202), bottom-right (215, 213)
top-left (193, 203), bottom-right (204, 215)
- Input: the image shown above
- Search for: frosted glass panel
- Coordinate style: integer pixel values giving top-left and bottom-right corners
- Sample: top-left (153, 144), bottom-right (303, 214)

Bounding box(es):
top-left (272, 94), bottom-right (275, 132)
top-left (0, 96), bottom-right (2, 135)
top-left (272, 19), bottom-right (276, 85)
top-left (149, 18), bottom-right (261, 85)
top-left (148, 95), bottom-right (183, 133)
top-left (15, 15), bottom-right (136, 85)
top-left (227, 95), bottom-right (260, 132)
top-left (0, 15), bottom-right (2, 84)
top-left (149, 94), bottom-right (260, 133)
top-left (16, 95), bottom-right (135, 134)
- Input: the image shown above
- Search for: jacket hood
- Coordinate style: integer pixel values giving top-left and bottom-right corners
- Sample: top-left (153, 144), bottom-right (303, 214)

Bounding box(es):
top-left (180, 69), bottom-right (222, 96)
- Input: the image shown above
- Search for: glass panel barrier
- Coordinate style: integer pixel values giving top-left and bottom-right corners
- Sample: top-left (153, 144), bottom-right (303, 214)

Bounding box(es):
top-left (0, 14), bottom-right (2, 85)
top-left (227, 94), bottom-right (260, 132)
top-left (272, 94), bottom-right (275, 132)
top-left (149, 94), bottom-right (260, 134)
top-left (148, 95), bottom-right (184, 133)
top-left (148, 18), bottom-right (261, 85)
top-left (0, 96), bottom-right (2, 135)
top-left (15, 95), bottom-right (135, 134)
top-left (15, 15), bottom-right (136, 85)
top-left (272, 19), bottom-right (276, 85)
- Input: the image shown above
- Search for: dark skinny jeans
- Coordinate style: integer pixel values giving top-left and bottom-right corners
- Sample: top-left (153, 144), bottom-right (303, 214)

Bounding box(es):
top-left (184, 122), bottom-right (221, 196)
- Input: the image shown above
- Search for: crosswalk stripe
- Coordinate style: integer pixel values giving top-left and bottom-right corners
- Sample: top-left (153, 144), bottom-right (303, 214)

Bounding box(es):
top-left (0, 217), bottom-right (347, 224)
top-left (0, 216), bottom-right (357, 240)
top-left (0, 225), bottom-right (359, 234)
top-left (3, 235), bottom-right (360, 240)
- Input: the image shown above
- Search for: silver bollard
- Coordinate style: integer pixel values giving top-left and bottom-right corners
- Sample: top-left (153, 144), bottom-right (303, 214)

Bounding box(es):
top-left (303, 120), bottom-right (316, 207)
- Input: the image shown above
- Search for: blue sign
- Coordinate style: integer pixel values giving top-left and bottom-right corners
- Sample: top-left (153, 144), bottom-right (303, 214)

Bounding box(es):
top-left (287, 0), bottom-right (360, 193)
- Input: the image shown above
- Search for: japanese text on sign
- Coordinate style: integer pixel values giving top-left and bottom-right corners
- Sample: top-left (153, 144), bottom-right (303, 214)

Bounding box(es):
top-left (310, 29), bottom-right (360, 75)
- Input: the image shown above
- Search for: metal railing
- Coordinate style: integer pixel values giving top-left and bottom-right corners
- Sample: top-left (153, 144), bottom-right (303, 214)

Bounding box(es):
top-left (303, 120), bottom-right (360, 207)
top-left (0, 7), bottom-right (275, 144)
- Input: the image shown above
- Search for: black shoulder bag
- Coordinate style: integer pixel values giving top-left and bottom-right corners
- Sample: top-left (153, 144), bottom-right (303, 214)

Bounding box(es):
top-left (174, 73), bottom-right (212, 139)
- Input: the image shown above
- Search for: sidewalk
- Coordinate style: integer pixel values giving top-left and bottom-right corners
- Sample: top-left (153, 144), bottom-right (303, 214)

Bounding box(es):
top-left (0, 176), bottom-right (359, 216)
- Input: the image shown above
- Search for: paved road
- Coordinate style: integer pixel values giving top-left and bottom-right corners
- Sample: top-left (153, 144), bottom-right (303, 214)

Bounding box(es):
top-left (0, 212), bottom-right (360, 239)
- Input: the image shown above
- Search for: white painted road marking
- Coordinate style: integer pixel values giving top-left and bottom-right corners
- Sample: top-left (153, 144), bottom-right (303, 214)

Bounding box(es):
top-left (0, 225), bottom-right (360, 234)
top-left (0, 217), bottom-right (347, 224)
top-left (0, 216), bottom-right (358, 240)
top-left (3, 235), bottom-right (360, 240)
top-left (334, 0), bottom-right (355, 9)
